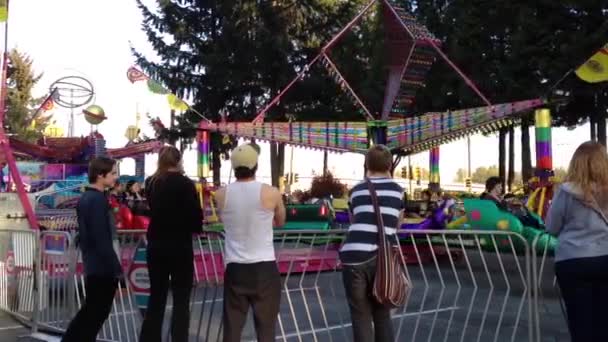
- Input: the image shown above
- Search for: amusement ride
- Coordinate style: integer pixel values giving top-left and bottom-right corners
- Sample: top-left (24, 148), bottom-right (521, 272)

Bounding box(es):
top-left (0, 0), bottom-right (564, 319)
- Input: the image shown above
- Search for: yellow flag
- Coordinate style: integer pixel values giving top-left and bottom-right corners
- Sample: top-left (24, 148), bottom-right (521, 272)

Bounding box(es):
top-left (0, 0), bottom-right (7, 22)
top-left (167, 94), bottom-right (189, 112)
top-left (575, 44), bottom-right (608, 83)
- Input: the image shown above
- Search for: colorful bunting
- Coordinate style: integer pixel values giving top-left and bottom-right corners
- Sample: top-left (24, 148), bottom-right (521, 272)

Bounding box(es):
top-left (167, 94), bottom-right (189, 111)
top-left (147, 79), bottom-right (169, 95)
top-left (575, 43), bottom-right (608, 83)
top-left (320, 55), bottom-right (370, 118)
top-left (127, 66), bottom-right (192, 113)
top-left (127, 67), bottom-right (149, 83)
top-left (41, 96), bottom-right (54, 112)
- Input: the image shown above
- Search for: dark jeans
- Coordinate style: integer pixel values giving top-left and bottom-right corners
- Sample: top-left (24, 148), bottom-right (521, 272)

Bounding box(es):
top-left (342, 260), bottom-right (394, 342)
top-left (61, 276), bottom-right (118, 342)
top-left (555, 255), bottom-right (608, 342)
top-left (139, 244), bottom-right (194, 342)
top-left (223, 261), bottom-right (281, 342)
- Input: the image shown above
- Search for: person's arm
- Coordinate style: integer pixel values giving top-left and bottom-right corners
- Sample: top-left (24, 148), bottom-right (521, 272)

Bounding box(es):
top-left (546, 188), bottom-right (566, 236)
top-left (84, 196), bottom-right (122, 276)
top-left (392, 209), bottom-right (405, 244)
top-left (183, 178), bottom-right (203, 233)
top-left (274, 188), bottom-right (286, 228)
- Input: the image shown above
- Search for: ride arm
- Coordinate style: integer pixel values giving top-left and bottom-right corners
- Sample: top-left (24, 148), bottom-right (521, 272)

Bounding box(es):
top-left (545, 188), bottom-right (566, 236)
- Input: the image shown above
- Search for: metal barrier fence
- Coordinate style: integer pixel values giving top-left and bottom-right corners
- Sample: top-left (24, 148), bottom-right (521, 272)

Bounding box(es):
top-left (34, 182), bottom-right (84, 210)
top-left (531, 236), bottom-right (568, 341)
top-left (399, 229), bottom-right (533, 342)
top-left (0, 228), bottom-right (556, 341)
top-left (0, 228), bottom-right (39, 326)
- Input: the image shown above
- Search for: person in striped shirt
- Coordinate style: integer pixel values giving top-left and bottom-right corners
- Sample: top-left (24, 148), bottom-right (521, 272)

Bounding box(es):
top-left (340, 145), bottom-right (404, 342)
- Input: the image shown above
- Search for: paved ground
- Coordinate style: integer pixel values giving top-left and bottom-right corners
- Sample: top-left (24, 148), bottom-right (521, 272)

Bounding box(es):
top-left (0, 312), bottom-right (29, 341)
top-left (2, 250), bottom-right (569, 341)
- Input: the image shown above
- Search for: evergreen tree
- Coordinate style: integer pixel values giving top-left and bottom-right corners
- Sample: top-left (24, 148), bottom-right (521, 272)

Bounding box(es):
top-left (413, 0), bottom-right (607, 179)
top-left (5, 49), bottom-right (49, 143)
top-left (134, 0), bottom-right (377, 185)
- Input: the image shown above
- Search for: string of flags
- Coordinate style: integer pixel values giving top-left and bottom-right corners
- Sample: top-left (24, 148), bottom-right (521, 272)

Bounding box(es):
top-left (26, 88), bottom-right (58, 129)
top-left (320, 55), bottom-right (371, 119)
top-left (575, 43), bottom-right (608, 84)
top-left (0, 0), bottom-right (8, 22)
top-left (127, 66), bottom-right (189, 112)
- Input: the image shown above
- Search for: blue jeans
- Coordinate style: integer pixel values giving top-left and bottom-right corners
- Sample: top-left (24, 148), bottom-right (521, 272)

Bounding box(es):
top-left (342, 260), bottom-right (394, 342)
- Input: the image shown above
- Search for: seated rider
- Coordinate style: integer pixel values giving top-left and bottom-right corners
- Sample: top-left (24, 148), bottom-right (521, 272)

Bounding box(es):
top-left (420, 189), bottom-right (439, 217)
top-left (480, 176), bottom-right (509, 211)
top-left (480, 177), bottom-right (544, 229)
top-left (504, 193), bottom-right (544, 229)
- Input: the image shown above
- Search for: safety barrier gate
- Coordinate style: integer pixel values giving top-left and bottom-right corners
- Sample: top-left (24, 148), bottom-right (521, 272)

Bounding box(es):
top-left (532, 235), bottom-right (569, 341)
top-left (0, 228), bottom-right (567, 341)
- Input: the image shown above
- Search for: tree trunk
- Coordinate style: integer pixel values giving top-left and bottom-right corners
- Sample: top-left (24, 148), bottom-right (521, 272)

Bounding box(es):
top-left (323, 151), bottom-right (329, 176)
top-left (521, 115), bottom-right (533, 183)
top-left (498, 128), bottom-right (507, 190)
top-left (270, 142), bottom-right (285, 187)
top-left (508, 125), bottom-right (515, 192)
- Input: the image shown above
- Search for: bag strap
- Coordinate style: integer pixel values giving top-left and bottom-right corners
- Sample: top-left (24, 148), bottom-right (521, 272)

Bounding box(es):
top-left (366, 179), bottom-right (387, 252)
top-left (589, 194), bottom-right (608, 226)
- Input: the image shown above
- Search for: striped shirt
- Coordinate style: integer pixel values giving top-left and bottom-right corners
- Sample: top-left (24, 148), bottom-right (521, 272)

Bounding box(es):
top-left (339, 177), bottom-right (404, 265)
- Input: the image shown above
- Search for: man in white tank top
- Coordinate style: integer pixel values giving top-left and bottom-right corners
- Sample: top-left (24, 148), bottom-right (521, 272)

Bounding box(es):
top-left (214, 143), bottom-right (286, 342)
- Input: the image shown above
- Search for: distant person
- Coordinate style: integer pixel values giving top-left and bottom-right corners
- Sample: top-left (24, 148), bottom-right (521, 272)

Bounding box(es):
top-left (546, 141), bottom-right (608, 342)
top-left (480, 176), bottom-right (508, 210)
top-left (504, 193), bottom-right (543, 229)
top-left (419, 189), bottom-right (438, 217)
top-left (139, 146), bottom-right (203, 342)
top-left (109, 181), bottom-right (124, 202)
top-left (62, 157), bottom-right (121, 342)
top-left (125, 180), bottom-right (144, 201)
top-left (214, 144), bottom-right (286, 342)
top-left (340, 145), bottom-right (404, 342)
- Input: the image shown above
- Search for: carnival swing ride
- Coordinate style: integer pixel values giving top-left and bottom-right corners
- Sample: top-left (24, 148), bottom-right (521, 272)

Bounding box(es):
top-left (192, 0), bottom-right (558, 254)
top-left (0, 0), bottom-right (561, 284)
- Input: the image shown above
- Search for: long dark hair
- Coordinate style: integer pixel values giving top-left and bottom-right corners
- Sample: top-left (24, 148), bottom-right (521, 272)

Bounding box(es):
top-left (147, 146), bottom-right (183, 194)
top-left (154, 146), bottom-right (182, 177)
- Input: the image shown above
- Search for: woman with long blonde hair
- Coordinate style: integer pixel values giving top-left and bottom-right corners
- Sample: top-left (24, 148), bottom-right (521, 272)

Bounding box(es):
top-left (546, 141), bottom-right (608, 342)
top-left (139, 146), bottom-right (203, 342)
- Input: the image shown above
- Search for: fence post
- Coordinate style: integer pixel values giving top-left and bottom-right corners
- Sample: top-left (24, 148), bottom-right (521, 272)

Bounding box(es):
top-left (30, 229), bottom-right (41, 334)
top-left (67, 231), bottom-right (77, 317)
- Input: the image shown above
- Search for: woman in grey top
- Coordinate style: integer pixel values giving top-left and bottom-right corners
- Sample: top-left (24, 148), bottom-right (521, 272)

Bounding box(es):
top-left (546, 141), bottom-right (608, 342)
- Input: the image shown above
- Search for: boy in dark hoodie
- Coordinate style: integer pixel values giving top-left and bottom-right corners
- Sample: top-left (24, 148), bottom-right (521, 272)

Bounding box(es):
top-left (62, 157), bottom-right (121, 342)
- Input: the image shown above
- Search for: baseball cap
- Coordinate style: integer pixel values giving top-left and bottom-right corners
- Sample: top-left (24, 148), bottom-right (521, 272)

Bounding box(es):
top-left (231, 144), bottom-right (259, 170)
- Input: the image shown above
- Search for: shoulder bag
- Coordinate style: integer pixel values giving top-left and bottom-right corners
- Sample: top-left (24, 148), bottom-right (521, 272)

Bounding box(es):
top-left (367, 179), bottom-right (410, 308)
